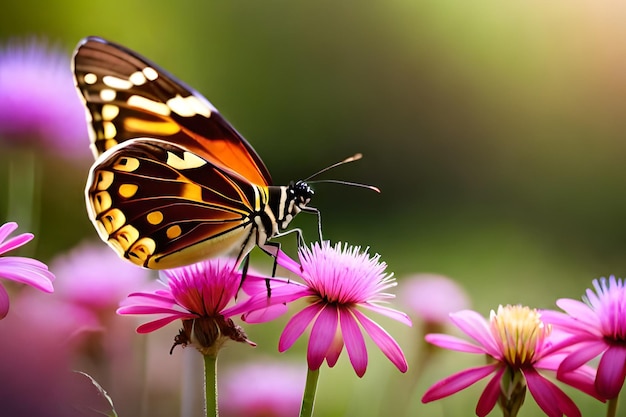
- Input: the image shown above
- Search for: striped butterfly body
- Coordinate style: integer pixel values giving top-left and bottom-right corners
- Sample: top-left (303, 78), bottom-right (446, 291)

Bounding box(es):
top-left (73, 36), bottom-right (316, 269)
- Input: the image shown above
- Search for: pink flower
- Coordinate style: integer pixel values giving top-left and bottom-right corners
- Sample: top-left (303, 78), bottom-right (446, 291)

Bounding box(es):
top-left (422, 305), bottom-right (601, 417)
top-left (542, 276), bottom-right (626, 400)
top-left (0, 221), bottom-right (54, 318)
top-left (50, 241), bottom-right (151, 310)
top-left (399, 273), bottom-right (470, 324)
top-left (231, 241), bottom-right (412, 377)
top-left (117, 257), bottom-right (262, 355)
top-left (0, 38), bottom-right (89, 157)
top-left (219, 360), bottom-right (304, 417)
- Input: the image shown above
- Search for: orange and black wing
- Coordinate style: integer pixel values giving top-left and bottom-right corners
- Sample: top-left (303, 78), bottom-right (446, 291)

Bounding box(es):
top-left (86, 138), bottom-right (264, 269)
top-left (73, 36), bottom-right (272, 186)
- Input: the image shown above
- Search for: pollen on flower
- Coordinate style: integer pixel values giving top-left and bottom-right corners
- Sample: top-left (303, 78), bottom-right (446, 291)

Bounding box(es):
top-left (490, 305), bottom-right (550, 366)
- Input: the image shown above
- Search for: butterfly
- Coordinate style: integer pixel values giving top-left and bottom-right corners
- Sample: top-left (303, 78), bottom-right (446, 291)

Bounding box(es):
top-left (72, 36), bottom-right (326, 270)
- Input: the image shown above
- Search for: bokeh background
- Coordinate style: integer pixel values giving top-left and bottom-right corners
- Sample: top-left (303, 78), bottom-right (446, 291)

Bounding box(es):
top-left (1, 1), bottom-right (626, 416)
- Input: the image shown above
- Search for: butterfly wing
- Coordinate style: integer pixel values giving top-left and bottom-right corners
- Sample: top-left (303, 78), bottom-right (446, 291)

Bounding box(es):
top-left (87, 138), bottom-right (262, 269)
top-left (73, 36), bottom-right (272, 186)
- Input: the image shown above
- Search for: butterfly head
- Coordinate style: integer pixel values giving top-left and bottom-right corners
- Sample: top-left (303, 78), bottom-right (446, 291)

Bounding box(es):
top-left (291, 180), bottom-right (314, 207)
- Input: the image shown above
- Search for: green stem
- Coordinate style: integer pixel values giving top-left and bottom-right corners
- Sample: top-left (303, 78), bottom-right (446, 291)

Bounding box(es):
top-left (6, 149), bottom-right (40, 251)
top-left (203, 353), bottom-right (218, 417)
top-left (299, 367), bottom-right (320, 417)
top-left (607, 396), bottom-right (619, 417)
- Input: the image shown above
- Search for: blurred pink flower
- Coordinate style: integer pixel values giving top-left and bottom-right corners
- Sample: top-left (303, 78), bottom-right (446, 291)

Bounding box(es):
top-left (231, 241), bottom-right (412, 377)
top-left (399, 273), bottom-right (470, 324)
top-left (422, 305), bottom-right (601, 417)
top-left (0, 38), bottom-right (88, 157)
top-left (50, 241), bottom-right (151, 310)
top-left (0, 294), bottom-right (106, 417)
top-left (220, 360), bottom-right (304, 417)
top-left (542, 276), bottom-right (626, 400)
top-left (0, 221), bottom-right (54, 319)
top-left (117, 257), bottom-right (264, 354)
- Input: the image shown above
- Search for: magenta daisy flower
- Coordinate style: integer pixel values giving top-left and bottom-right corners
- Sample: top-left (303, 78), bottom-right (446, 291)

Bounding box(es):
top-left (0, 38), bottom-right (88, 157)
top-left (422, 305), bottom-right (601, 417)
top-left (117, 257), bottom-right (264, 355)
top-left (219, 360), bottom-right (304, 417)
top-left (50, 241), bottom-right (151, 310)
top-left (542, 276), bottom-right (626, 400)
top-left (0, 221), bottom-right (54, 318)
top-left (399, 273), bottom-right (470, 325)
top-left (231, 241), bottom-right (411, 377)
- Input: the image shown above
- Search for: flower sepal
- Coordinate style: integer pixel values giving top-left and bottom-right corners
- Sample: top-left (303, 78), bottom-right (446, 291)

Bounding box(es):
top-left (170, 316), bottom-right (256, 357)
top-left (498, 367), bottom-right (527, 417)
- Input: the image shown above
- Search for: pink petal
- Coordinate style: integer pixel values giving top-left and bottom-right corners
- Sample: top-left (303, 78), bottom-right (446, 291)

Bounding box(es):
top-left (307, 305), bottom-right (339, 371)
top-left (325, 331), bottom-right (344, 368)
top-left (278, 303), bottom-right (322, 352)
top-left (544, 302), bottom-right (602, 335)
top-left (0, 257), bottom-right (55, 292)
top-left (339, 307), bottom-right (367, 377)
top-left (136, 315), bottom-right (189, 333)
top-left (449, 310), bottom-right (500, 357)
top-left (425, 333), bottom-right (487, 354)
top-left (524, 368), bottom-right (581, 417)
top-left (360, 302), bottom-right (412, 326)
top-left (559, 340), bottom-right (608, 373)
top-left (0, 232), bottom-right (33, 254)
top-left (352, 308), bottom-right (408, 373)
top-left (0, 284), bottom-right (9, 319)
top-left (225, 286), bottom-right (311, 318)
top-left (596, 344), bottom-right (626, 399)
top-left (422, 364), bottom-right (499, 403)
top-left (0, 222), bottom-right (18, 243)
top-left (117, 305), bottom-right (190, 315)
top-left (557, 364), bottom-right (603, 400)
top-left (275, 249), bottom-right (303, 275)
top-left (475, 366), bottom-right (504, 417)
top-left (240, 304), bottom-right (288, 323)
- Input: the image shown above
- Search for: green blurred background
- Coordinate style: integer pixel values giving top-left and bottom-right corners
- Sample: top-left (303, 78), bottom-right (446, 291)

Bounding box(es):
top-left (1, 1), bottom-right (625, 416)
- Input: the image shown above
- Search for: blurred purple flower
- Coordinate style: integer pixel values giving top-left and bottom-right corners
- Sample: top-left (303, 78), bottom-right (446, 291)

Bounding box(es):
top-left (422, 305), bottom-right (601, 417)
top-left (542, 276), bottom-right (626, 400)
top-left (0, 38), bottom-right (88, 157)
top-left (399, 273), bottom-right (470, 325)
top-left (0, 221), bottom-right (54, 319)
top-left (230, 241), bottom-right (412, 377)
top-left (50, 241), bottom-right (151, 311)
top-left (117, 258), bottom-right (264, 355)
top-left (220, 360), bottom-right (305, 417)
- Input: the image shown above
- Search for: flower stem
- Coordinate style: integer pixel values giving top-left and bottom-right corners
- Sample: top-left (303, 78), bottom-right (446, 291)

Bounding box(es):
top-left (299, 367), bottom-right (320, 417)
top-left (203, 353), bottom-right (218, 417)
top-left (6, 148), bottom-right (39, 252)
top-left (607, 396), bottom-right (619, 417)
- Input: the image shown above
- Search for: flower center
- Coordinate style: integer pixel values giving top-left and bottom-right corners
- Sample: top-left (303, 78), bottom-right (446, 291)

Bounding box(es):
top-left (490, 305), bottom-right (550, 367)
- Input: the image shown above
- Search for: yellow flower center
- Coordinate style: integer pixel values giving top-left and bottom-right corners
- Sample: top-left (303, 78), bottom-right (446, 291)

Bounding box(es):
top-left (489, 305), bottom-right (550, 367)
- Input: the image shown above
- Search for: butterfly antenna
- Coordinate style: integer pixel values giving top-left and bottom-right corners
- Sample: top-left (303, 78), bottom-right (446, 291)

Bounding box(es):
top-left (307, 178), bottom-right (380, 193)
top-left (304, 153), bottom-right (363, 181)
top-left (304, 153), bottom-right (379, 193)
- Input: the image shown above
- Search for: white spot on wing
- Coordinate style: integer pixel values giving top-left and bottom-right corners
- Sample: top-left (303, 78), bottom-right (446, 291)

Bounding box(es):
top-left (84, 73), bottom-right (97, 84)
top-left (129, 71), bottom-right (147, 85)
top-left (101, 104), bottom-right (119, 121)
top-left (103, 121), bottom-right (117, 139)
top-left (127, 95), bottom-right (171, 116)
top-left (142, 67), bottom-right (158, 81)
top-left (103, 75), bottom-right (133, 90)
top-left (100, 89), bottom-right (116, 102)
top-left (166, 95), bottom-right (212, 118)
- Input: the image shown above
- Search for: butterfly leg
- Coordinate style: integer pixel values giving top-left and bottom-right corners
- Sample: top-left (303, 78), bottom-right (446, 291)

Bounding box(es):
top-left (236, 254), bottom-right (251, 298)
top-left (302, 206), bottom-right (323, 242)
